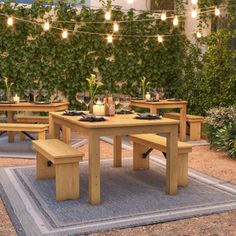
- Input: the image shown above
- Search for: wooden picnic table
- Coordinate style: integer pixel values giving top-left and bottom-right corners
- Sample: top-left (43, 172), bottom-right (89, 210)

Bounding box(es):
top-left (49, 112), bottom-right (179, 205)
top-left (131, 99), bottom-right (187, 142)
top-left (0, 102), bottom-right (68, 142)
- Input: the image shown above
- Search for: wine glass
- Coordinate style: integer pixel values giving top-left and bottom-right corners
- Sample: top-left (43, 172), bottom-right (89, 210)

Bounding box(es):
top-left (83, 96), bottom-right (91, 113)
top-left (24, 89), bottom-right (30, 100)
top-left (40, 89), bottom-right (48, 101)
top-left (32, 89), bottom-right (39, 102)
top-left (0, 89), bottom-right (4, 100)
top-left (123, 95), bottom-right (131, 110)
top-left (75, 92), bottom-right (84, 110)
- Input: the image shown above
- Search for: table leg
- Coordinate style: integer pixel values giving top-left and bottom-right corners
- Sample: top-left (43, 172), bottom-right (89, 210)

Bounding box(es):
top-left (150, 106), bottom-right (156, 114)
top-left (49, 114), bottom-right (60, 139)
top-left (7, 111), bottom-right (15, 143)
top-left (62, 126), bottom-right (71, 144)
top-left (113, 136), bottom-right (122, 167)
top-left (179, 105), bottom-right (187, 142)
top-left (88, 133), bottom-right (100, 205)
top-left (166, 125), bottom-right (178, 195)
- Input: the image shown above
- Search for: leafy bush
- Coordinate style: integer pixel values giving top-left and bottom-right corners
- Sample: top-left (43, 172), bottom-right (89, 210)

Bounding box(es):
top-left (204, 106), bottom-right (236, 159)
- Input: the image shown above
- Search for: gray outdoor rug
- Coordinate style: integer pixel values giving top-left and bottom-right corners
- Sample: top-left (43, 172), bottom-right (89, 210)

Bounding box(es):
top-left (0, 157), bottom-right (236, 236)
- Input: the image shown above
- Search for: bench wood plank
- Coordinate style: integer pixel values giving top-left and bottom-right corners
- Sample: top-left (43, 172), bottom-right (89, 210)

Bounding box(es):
top-left (16, 115), bottom-right (49, 123)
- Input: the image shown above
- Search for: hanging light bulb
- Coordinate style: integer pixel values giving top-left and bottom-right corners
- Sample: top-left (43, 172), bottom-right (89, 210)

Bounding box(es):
top-left (43, 21), bottom-right (50, 31)
top-left (173, 16), bottom-right (178, 26)
top-left (105, 10), bottom-right (111, 20)
top-left (215, 7), bottom-right (220, 16)
top-left (62, 29), bottom-right (68, 39)
top-left (127, 0), bottom-right (134, 4)
top-left (157, 35), bottom-right (163, 43)
top-left (7, 16), bottom-right (13, 26)
top-left (107, 34), bottom-right (113, 43)
top-left (196, 32), bottom-right (202, 38)
top-left (191, 9), bottom-right (197, 18)
top-left (113, 22), bottom-right (119, 32)
top-left (161, 11), bottom-right (167, 21)
top-left (191, 0), bottom-right (198, 5)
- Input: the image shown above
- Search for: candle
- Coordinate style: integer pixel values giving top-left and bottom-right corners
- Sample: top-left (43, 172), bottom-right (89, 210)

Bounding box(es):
top-left (145, 92), bottom-right (151, 100)
top-left (13, 94), bottom-right (20, 103)
top-left (93, 105), bottom-right (105, 116)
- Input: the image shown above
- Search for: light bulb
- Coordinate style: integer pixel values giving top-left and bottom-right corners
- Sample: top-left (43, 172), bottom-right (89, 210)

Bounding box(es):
top-left (62, 29), bottom-right (68, 39)
top-left (105, 11), bottom-right (111, 20)
top-left (196, 32), bottom-right (202, 38)
top-left (127, 0), bottom-right (134, 4)
top-left (215, 7), bottom-right (220, 16)
top-left (191, 9), bottom-right (197, 18)
top-left (173, 16), bottom-right (178, 26)
top-left (107, 34), bottom-right (113, 43)
top-left (161, 11), bottom-right (167, 21)
top-left (157, 35), bottom-right (163, 43)
top-left (191, 0), bottom-right (198, 5)
top-left (7, 17), bottom-right (13, 26)
top-left (113, 22), bottom-right (119, 32)
top-left (43, 21), bottom-right (50, 31)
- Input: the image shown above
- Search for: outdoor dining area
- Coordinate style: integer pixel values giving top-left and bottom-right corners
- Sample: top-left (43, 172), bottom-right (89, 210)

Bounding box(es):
top-left (0, 0), bottom-right (235, 235)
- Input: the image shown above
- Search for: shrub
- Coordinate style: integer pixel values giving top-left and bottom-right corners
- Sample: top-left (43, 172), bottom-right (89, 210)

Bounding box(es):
top-left (204, 106), bottom-right (236, 159)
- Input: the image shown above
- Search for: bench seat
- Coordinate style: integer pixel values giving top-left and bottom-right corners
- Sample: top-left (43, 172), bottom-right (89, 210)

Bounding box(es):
top-left (0, 123), bottom-right (49, 140)
top-left (32, 139), bottom-right (84, 201)
top-left (16, 115), bottom-right (49, 124)
top-left (164, 112), bottom-right (204, 141)
top-left (130, 134), bottom-right (192, 186)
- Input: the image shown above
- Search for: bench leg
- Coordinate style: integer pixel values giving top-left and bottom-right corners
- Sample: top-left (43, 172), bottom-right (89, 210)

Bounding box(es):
top-left (19, 132), bottom-right (26, 141)
top-left (133, 142), bottom-right (149, 171)
top-left (36, 152), bottom-right (55, 179)
top-left (114, 136), bottom-right (122, 167)
top-left (190, 122), bottom-right (201, 141)
top-left (38, 131), bottom-right (46, 140)
top-left (177, 154), bottom-right (188, 187)
top-left (55, 163), bottom-right (80, 201)
top-left (7, 111), bottom-right (15, 143)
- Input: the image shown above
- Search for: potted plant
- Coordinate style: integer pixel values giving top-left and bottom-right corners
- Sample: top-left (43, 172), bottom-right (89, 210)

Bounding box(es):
top-left (3, 77), bottom-right (14, 101)
top-left (141, 76), bottom-right (150, 99)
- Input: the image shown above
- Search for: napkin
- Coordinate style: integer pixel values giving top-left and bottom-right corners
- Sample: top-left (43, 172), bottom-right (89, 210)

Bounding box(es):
top-left (116, 109), bottom-right (133, 114)
top-left (63, 110), bottom-right (85, 116)
top-left (167, 98), bottom-right (182, 101)
top-left (135, 113), bottom-right (161, 120)
top-left (80, 115), bottom-right (106, 122)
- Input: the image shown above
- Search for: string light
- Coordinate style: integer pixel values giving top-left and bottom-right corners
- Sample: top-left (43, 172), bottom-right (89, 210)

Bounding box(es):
top-left (7, 16), bottom-right (13, 26)
top-left (215, 7), bottom-right (220, 16)
top-left (127, 0), bottom-right (134, 4)
top-left (107, 34), bottom-right (113, 43)
top-left (157, 35), bottom-right (163, 43)
top-left (161, 11), bottom-right (167, 21)
top-left (196, 32), bottom-right (202, 38)
top-left (191, 0), bottom-right (198, 5)
top-left (173, 16), bottom-right (178, 26)
top-left (113, 22), bottom-right (119, 32)
top-left (191, 9), bottom-right (197, 18)
top-left (105, 11), bottom-right (111, 20)
top-left (43, 21), bottom-right (50, 31)
top-left (62, 29), bottom-right (68, 39)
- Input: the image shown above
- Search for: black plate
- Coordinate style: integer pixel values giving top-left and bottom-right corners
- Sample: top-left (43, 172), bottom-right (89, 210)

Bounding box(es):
top-left (135, 113), bottom-right (161, 120)
top-left (145, 99), bottom-right (159, 102)
top-left (34, 101), bottom-right (52, 104)
top-left (80, 116), bottom-right (106, 122)
top-left (52, 99), bottom-right (62, 103)
top-left (167, 98), bottom-right (182, 101)
top-left (0, 101), bottom-right (15, 104)
top-left (116, 109), bottom-right (133, 114)
top-left (63, 110), bottom-right (85, 116)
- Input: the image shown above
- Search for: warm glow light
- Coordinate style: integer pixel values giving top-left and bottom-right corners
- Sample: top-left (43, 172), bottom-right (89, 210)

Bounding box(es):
top-left (161, 11), bottom-right (167, 21)
top-left (113, 22), bottom-right (119, 32)
top-left (127, 0), bottom-right (134, 4)
top-left (43, 21), bottom-right (50, 31)
top-left (157, 35), bottom-right (163, 43)
top-left (173, 16), bottom-right (178, 26)
top-left (107, 34), bottom-right (113, 43)
top-left (215, 7), bottom-right (220, 16)
top-left (191, 9), bottom-right (197, 18)
top-left (7, 17), bottom-right (13, 26)
top-left (62, 29), bottom-right (68, 39)
top-left (191, 0), bottom-right (198, 5)
top-left (105, 11), bottom-right (111, 20)
top-left (196, 32), bottom-right (202, 38)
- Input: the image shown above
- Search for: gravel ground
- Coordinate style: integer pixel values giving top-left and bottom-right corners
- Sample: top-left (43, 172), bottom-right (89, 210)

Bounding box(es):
top-left (0, 142), bottom-right (235, 236)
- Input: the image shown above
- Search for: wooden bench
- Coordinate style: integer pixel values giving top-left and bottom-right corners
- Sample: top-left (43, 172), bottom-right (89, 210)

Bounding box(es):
top-left (0, 123), bottom-right (49, 140)
top-left (32, 139), bottom-right (84, 201)
top-left (130, 134), bottom-right (192, 187)
top-left (164, 112), bottom-right (204, 141)
top-left (16, 115), bottom-right (49, 123)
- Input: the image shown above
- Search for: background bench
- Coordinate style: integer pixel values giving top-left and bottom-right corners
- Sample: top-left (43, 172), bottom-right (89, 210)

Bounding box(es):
top-left (32, 139), bottom-right (83, 201)
top-left (0, 123), bottom-right (49, 140)
top-left (164, 112), bottom-right (204, 141)
top-left (130, 134), bottom-right (192, 187)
